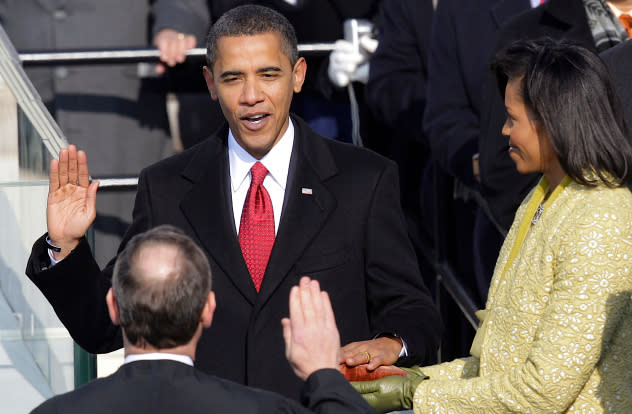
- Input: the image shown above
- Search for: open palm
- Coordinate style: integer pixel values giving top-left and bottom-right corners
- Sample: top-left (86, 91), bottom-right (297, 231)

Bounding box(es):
top-left (46, 145), bottom-right (99, 258)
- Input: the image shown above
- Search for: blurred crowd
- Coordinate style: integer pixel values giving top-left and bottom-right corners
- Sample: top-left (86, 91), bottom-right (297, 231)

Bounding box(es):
top-left (4, 0), bottom-right (632, 361)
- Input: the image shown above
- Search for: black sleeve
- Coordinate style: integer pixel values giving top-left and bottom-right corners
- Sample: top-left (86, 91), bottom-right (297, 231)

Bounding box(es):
top-left (300, 369), bottom-right (375, 414)
top-left (25, 234), bottom-right (122, 353)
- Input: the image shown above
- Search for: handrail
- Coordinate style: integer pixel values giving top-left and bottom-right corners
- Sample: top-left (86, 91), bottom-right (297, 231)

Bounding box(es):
top-left (92, 177), bottom-right (139, 192)
top-left (18, 44), bottom-right (335, 66)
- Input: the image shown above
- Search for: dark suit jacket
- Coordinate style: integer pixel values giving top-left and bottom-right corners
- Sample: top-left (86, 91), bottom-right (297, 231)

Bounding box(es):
top-left (601, 39), bottom-right (632, 132)
top-left (31, 360), bottom-right (374, 414)
top-left (423, 0), bottom-right (530, 188)
top-left (478, 0), bottom-right (598, 231)
top-left (26, 115), bottom-right (440, 400)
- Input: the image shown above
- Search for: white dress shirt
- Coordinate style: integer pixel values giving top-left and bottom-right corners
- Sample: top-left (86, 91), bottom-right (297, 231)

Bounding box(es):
top-left (228, 120), bottom-right (294, 235)
top-left (124, 352), bottom-right (194, 366)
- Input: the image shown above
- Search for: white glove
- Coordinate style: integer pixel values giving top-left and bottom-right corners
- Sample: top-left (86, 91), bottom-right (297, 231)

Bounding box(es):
top-left (327, 35), bottom-right (379, 87)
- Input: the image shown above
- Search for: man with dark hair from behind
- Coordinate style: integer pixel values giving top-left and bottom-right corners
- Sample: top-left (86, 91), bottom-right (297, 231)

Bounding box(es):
top-left (31, 225), bottom-right (373, 414)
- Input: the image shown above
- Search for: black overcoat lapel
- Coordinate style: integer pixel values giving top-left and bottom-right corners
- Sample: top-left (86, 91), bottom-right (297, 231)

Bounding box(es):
top-left (179, 130), bottom-right (258, 305)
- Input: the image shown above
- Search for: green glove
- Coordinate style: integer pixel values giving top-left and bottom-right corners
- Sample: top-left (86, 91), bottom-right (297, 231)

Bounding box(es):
top-left (351, 366), bottom-right (428, 413)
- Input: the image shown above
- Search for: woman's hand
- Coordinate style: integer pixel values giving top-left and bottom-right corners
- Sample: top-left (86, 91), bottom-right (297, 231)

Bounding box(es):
top-left (351, 366), bottom-right (427, 413)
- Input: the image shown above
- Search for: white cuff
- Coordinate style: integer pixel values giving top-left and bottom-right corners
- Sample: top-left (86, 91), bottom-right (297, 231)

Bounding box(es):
top-left (398, 338), bottom-right (408, 358)
top-left (47, 248), bottom-right (60, 266)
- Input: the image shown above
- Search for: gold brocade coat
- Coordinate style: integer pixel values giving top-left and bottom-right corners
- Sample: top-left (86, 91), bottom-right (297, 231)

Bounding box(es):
top-left (414, 177), bottom-right (632, 413)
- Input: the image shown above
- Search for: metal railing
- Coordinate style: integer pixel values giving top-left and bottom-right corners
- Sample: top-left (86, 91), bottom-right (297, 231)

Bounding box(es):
top-left (19, 44), bottom-right (335, 66)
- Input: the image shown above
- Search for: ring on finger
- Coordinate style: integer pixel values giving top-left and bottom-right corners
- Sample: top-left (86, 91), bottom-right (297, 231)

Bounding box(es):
top-left (363, 351), bottom-right (371, 364)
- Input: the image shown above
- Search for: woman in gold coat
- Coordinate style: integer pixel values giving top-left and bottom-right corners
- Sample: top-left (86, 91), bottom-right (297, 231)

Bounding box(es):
top-left (355, 39), bottom-right (632, 413)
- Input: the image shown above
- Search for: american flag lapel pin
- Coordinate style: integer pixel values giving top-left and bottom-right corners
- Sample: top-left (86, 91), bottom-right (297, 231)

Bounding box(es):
top-left (301, 187), bottom-right (313, 195)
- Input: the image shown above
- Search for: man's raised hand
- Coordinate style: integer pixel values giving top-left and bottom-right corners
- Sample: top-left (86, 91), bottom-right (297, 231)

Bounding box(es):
top-left (47, 145), bottom-right (99, 260)
top-left (282, 277), bottom-right (341, 381)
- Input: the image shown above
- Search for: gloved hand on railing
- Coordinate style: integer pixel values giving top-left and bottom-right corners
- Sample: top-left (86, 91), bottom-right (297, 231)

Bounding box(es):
top-left (327, 34), bottom-right (378, 87)
top-left (351, 366), bottom-right (428, 413)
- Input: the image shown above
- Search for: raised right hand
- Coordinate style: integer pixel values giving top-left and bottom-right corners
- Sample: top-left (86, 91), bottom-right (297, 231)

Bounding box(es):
top-left (46, 145), bottom-right (99, 260)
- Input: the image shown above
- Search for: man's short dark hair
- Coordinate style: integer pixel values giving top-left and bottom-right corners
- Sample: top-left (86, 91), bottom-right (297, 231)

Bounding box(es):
top-left (206, 4), bottom-right (299, 69)
top-left (112, 225), bottom-right (212, 349)
top-left (492, 38), bottom-right (632, 187)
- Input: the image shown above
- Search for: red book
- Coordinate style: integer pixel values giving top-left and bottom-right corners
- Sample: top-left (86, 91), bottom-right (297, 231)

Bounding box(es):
top-left (339, 364), bottom-right (407, 381)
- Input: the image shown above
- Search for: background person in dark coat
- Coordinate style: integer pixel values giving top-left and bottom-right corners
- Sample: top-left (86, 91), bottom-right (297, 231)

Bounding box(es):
top-left (0, 0), bottom-right (173, 266)
top-left (31, 225), bottom-right (374, 414)
top-left (26, 5), bottom-right (440, 401)
top-left (422, 0), bottom-right (531, 310)
top-left (365, 0), bottom-right (434, 295)
top-left (152, 0), bottom-right (234, 149)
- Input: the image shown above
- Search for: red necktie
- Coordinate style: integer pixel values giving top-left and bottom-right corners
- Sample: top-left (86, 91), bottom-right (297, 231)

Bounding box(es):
top-left (620, 14), bottom-right (632, 38)
top-left (238, 162), bottom-right (275, 291)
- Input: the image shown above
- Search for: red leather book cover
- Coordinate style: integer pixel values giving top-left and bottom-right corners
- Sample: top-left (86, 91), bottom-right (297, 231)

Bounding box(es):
top-left (339, 364), bottom-right (407, 381)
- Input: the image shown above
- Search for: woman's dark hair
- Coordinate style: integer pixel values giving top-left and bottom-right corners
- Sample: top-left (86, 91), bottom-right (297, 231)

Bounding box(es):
top-left (491, 38), bottom-right (632, 187)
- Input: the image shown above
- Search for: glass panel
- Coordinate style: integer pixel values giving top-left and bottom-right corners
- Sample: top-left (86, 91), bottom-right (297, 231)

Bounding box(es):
top-left (0, 181), bottom-right (75, 411)
top-left (0, 25), bottom-right (74, 413)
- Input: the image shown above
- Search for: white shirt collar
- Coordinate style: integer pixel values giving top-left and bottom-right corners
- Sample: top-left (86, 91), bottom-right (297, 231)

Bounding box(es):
top-left (124, 353), bottom-right (194, 366)
top-left (228, 119), bottom-right (294, 194)
top-left (530, 0), bottom-right (542, 8)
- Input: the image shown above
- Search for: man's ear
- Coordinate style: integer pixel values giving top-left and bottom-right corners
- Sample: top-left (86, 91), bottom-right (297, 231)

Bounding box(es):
top-left (106, 288), bottom-right (120, 326)
top-left (200, 291), bottom-right (216, 328)
top-left (292, 57), bottom-right (307, 94)
top-left (203, 66), bottom-right (219, 100)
